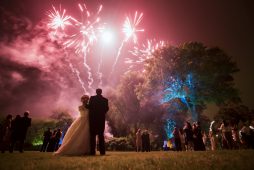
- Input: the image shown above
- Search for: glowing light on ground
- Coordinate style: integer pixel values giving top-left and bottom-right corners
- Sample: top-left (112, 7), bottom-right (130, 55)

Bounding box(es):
top-left (32, 139), bottom-right (43, 146)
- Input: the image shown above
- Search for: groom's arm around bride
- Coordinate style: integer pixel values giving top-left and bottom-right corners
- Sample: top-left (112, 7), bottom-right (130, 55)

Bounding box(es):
top-left (87, 88), bottom-right (109, 155)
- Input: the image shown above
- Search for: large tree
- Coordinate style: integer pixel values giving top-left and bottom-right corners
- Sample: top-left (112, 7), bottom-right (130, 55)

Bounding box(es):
top-left (108, 42), bottom-right (240, 141)
top-left (139, 42), bottom-right (240, 122)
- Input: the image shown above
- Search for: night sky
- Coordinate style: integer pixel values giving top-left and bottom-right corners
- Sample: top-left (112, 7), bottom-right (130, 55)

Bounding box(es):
top-left (1, 0), bottom-right (254, 117)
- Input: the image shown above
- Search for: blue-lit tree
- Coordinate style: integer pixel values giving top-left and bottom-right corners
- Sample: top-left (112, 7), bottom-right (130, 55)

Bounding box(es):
top-left (140, 42), bottom-right (239, 139)
top-left (162, 73), bottom-right (197, 121)
top-left (108, 42), bottom-right (240, 144)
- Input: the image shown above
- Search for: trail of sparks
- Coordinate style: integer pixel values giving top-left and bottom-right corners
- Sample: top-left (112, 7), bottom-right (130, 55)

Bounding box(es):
top-left (83, 55), bottom-right (94, 91)
top-left (110, 40), bottom-right (125, 77)
top-left (97, 45), bottom-right (104, 87)
top-left (67, 4), bottom-right (104, 90)
top-left (110, 11), bottom-right (144, 76)
top-left (68, 61), bottom-right (88, 94)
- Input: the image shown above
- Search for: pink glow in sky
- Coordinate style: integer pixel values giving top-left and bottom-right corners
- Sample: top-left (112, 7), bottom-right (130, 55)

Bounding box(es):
top-left (0, 0), bottom-right (254, 118)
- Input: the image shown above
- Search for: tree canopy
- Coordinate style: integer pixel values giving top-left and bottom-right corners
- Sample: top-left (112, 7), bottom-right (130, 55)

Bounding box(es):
top-left (140, 42), bottom-right (240, 121)
top-left (108, 42), bottom-right (241, 140)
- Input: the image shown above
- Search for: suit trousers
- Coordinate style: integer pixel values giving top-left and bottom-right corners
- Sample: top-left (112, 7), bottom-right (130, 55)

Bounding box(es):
top-left (90, 132), bottom-right (105, 155)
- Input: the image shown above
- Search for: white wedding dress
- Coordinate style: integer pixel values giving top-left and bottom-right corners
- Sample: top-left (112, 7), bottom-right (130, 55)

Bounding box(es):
top-left (54, 105), bottom-right (90, 156)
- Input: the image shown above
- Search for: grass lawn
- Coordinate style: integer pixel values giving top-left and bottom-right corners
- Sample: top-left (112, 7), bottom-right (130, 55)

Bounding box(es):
top-left (0, 150), bottom-right (254, 170)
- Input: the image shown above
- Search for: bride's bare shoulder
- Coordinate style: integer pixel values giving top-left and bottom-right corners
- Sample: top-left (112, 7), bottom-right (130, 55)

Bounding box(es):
top-left (78, 105), bottom-right (84, 111)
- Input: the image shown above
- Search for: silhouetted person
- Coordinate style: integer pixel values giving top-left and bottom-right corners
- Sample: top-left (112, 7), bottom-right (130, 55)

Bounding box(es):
top-left (240, 124), bottom-right (251, 149)
top-left (232, 124), bottom-right (240, 149)
top-left (219, 120), bottom-right (233, 149)
top-left (87, 88), bottom-right (109, 155)
top-left (192, 123), bottom-right (198, 150)
top-left (47, 130), bottom-right (57, 152)
top-left (19, 111), bottom-right (31, 153)
top-left (173, 127), bottom-right (182, 151)
top-left (193, 122), bottom-right (205, 151)
top-left (10, 115), bottom-right (22, 153)
top-left (0, 114), bottom-right (12, 153)
top-left (40, 128), bottom-right (52, 152)
top-left (183, 121), bottom-right (194, 151)
top-left (141, 130), bottom-right (150, 152)
top-left (136, 129), bottom-right (142, 152)
top-left (54, 128), bottom-right (62, 151)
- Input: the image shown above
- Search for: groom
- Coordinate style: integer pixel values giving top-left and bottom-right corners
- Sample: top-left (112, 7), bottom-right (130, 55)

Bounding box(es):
top-left (87, 88), bottom-right (109, 155)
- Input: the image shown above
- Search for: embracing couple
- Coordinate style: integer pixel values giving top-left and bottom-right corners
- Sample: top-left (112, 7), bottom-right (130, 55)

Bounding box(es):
top-left (54, 88), bottom-right (109, 156)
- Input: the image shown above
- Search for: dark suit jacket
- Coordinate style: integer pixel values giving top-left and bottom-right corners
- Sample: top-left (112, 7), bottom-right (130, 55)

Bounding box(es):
top-left (88, 94), bottom-right (109, 134)
top-left (20, 117), bottom-right (31, 140)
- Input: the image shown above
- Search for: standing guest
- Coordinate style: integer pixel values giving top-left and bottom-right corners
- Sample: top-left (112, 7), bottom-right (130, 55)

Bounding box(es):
top-left (145, 130), bottom-right (151, 152)
top-left (19, 111), bottom-right (31, 153)
top-left (183, 121), bottom-right (194, 151)
top-left (218, 120), bottom-right (233, 149)
top-left (231, 124), bottom-right (240, 149)
top-left (179, 128), bottom-right (185, 151)
top-left (47, 130), bottom-right (57, 152)
top-left (195, 122), bottom-right (206, 151)
top-left (173, 127), bottom-right (182, 151)
top-left (209, 121), bottom-right (217, 151)
top-left (141, 129), bottom-right (150, 152)
top-left (192, 123), bottom-right (198, 151)
top-left (9, 115), bottom-right (22, 153)
top-left (202, 132), bottom-right (207, 149)
top-left (40, 128), bottom-right (52, 152)
top-left (240, 124), bottom-right (251, 149)
top-left (0, 114), bottom-right (12, 153)
top-left (54, 128), bottom-right (62, 151)
top-left (209, 130), bottom-right (216, 151)
top-left (135, 129), bottom-right (142, 152)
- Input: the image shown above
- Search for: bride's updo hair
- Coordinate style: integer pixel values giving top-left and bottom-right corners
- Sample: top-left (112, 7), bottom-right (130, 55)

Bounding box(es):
top-left (81, 95), bottom-right (89, 102)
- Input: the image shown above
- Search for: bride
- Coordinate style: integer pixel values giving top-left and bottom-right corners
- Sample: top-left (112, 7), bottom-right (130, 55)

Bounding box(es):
top-left (54, 95), bottom-right (90, 156)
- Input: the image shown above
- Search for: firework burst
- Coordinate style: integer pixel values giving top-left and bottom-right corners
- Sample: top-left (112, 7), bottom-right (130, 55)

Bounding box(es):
top-left (47, 5), bottom-right (73, 34)
top-left (110, 11), bottom-right (144, 76)
top-left (63, 4), bottom-right (104, 55)
top-left (123, 11), bottom-right (144, 43)
top-left (47, 3), bottom-right (105, 91)
top-left (126, 39), bottom-right (166, 72)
